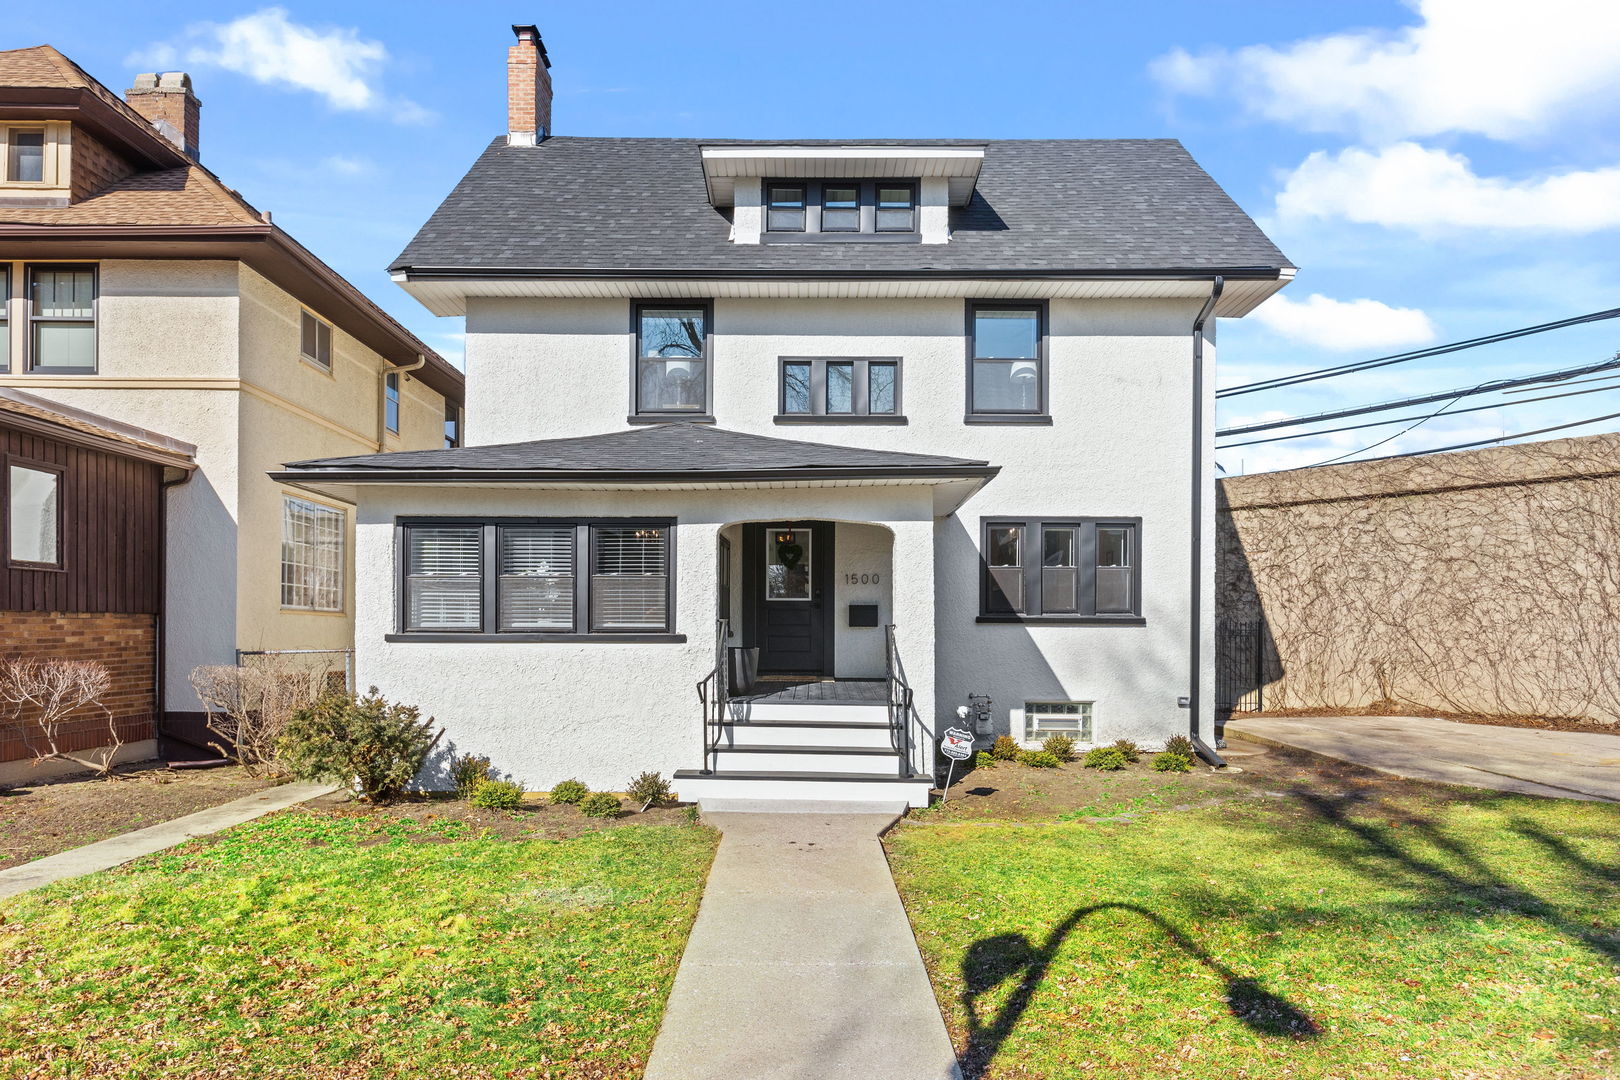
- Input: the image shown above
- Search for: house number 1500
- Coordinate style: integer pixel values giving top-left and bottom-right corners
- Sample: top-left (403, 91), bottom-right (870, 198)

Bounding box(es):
top-left (844, 573), bottom-right (880, 585)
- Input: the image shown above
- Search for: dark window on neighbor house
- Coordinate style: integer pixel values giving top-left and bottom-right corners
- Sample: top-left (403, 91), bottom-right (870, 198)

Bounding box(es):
top-left (778, 357), bottom-right (901, 420)
top-left (384, 372), bottom-right (401, 434)
top-left (634, 302), bottom-right (710, 417)
top-left (300, 310), bottom-right (332, 370)
top-left (7, 462), bottom-right (61, 567)
top-left (444, 402), bottom-right (462, 448)
top-left (27, 265), bottom-right (96, 373)
top-left (981, 518), bottom-right (1141, 620)
top-left (967, 301), bottom-right (1046, 419)
top-left (767, 184), bottom-right (807, 232)
top-left (6, 129), bottom-right (44, 183)
top-left (764, 180), bottom-right (920, 237)
top-left (399, 519), bottom-right (674, 637)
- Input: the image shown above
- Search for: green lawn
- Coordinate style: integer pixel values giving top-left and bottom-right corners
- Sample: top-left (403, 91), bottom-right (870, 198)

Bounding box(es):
top-left (889, 789), bottom-right (1620, 1079)
top-left (0, 810), bottom-right (718, 1079)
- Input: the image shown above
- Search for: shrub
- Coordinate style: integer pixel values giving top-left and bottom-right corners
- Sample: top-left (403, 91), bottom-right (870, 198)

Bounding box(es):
top-left (190, 657), bottom-right (320, 776)
top-left (0, 659), bottom-right (120, 777)
top-left (1110, 739), bottom-right (1142, 763)
top-left (1083, 745), bottom-right (1129, 771)
top-left (974, 750), bottom-right (996, 769)
top-left (276, 688), bottom-right (441, 803)
top-left (470, 778), bottom-right (525, 809)
top-left (626, 771), bottom-right (673, 810)
top-left (1041, 734), bottom-right (1077, 762)
top-left (1154, 751), bottom-right (1195, 773)
top-left (1018, 749), bottom-right (1061, 768)
top-left (579, 792), bottom-right (621, 818)
top-left (1164, 734), bottom-right (1196, 759)
top-left (990, 735), bottom-right (1021, 761)
top-left (549, 779), bottom-right (589, 805)
top-left (451, 753), bottom-right (493, 799)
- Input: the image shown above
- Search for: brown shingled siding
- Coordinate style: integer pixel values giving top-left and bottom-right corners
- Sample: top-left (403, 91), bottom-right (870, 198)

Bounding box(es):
top-left (0, 612), bottom-right (156, 763)
top-left (70, 127), bottom-right (137, 202)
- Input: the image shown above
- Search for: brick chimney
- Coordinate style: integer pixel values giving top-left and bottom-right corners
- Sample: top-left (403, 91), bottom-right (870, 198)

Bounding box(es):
top-left (125, 72), bottom-right (201, 159)
top-left (507, 24), bottom-right (552, 146)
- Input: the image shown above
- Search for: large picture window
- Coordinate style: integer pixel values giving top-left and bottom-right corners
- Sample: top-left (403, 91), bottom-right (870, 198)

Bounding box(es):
top-left (397, 519), bottom-right (677, 640)
top-left (967, 301), bottom-right (1046, 420)
top-left (7, 462), bottom-right (61, 567)
top-left (633, 302), bottom-right (711, 419)
top-left (980, 517), bottom-right (1141, 621)
top-left (27, 265), bottom-right (96, 372)
top-left (777, 357), bottom-right (902, 422)
top-left (281, 496), bottom-right (345, 612)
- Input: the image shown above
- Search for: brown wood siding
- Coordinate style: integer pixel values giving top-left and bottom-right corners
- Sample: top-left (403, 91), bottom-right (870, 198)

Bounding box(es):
top-left (1, 421), bottom-right (164, 614)
top-left (69, 127), bottom-right (138, 203)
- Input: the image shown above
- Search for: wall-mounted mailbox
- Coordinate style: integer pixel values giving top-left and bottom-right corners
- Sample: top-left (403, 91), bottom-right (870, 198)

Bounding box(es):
top-left (848, 604), bottom-right (879, 628)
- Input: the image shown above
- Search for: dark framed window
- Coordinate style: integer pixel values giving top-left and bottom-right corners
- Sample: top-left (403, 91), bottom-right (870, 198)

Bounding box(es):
top-left (821, 183), bottom-right (860, 232)
top-left (0, 265), bottom-right (9, 373)
top-left (776, 357), bottom-right (903, 423)
top-left (875, 183), bottom-right (917, 232)
top-left (384, 372), bottom-right (401, 434)
top-left (6, 458), bottom-right (63, 568)
top-left (979, 517), bottom-right (1142, 622)
top-left (766, 183), bottom-right (806, 232)
top-left (27, 265), bottom-right (96, 373)
top-left (444, 402), bottom-right (462, 448)
top-left (967, 301), bottom-right (1047, 420)
top-left (395, 519), bottom-right (679, 641)
top-left (300, 310), bottom-right (332, 370)
top-left (632, 301), bottom-right (712, 420)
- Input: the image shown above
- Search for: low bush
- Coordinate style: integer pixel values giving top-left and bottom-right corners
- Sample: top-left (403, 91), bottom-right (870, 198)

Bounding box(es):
top-left (1153, 751), bottom-right (1195, 773)
top-left (1110, 739), bottom-right (1142, 763)
top-left (579, 792), bottom-right (622, 818)
top-left (974, 750), bottom-right (996, 768)
top-left (276, 688), bottom-right (441, 803)
top-left (626, 771), bottom-right (673, 810)
top-left (1041, 734), bottom-right (1077, 762)
top-left (1164, 734), bottom-right (1196, 759)
top-left (990, 735), bottom-right (1021, 761)
top-left (1018, 749), bottom-right (1061, 768)
top-left (549, 779), bottom-right (589, 805)
top-left (1082, 745), bottom-right (1129, 771)
top-left (451, 753), bottom-right (493, 799)
top-left (470, 779), bottom-right (525, 809)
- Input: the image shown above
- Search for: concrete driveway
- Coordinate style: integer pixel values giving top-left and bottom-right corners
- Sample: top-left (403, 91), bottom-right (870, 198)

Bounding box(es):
top-left (1227, 715), bottom-right (1620, 802)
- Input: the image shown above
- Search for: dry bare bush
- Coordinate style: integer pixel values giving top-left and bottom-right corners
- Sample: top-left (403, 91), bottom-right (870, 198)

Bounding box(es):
top-left (0, 658), bottom-right (121, 776)
top-left (1219, 434), bottom-right (1620, 726)
top-left (190, 656), bottom-right (328, 775)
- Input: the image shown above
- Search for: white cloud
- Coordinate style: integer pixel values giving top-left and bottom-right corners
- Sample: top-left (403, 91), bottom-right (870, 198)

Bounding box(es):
top-left (1276, 142), bottom-right (1620, 232)
top-left (321, 154), bottom-right (373, 177)
top-left (1250, 292), bottom-right (1437, 352)
top-left (1152, 0), bottom-right (1620, 142)
top-left (136, 8), bottom-right (428, 121)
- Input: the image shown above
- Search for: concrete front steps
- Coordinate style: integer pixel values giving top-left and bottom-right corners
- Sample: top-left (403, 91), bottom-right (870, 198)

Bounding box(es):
top-left (674, 698), bottom-right (935, 810)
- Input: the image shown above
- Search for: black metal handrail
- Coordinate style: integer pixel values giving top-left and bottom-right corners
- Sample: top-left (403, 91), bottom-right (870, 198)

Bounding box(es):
top-left (884, 624), bottom-right (916, 778)
top-left (696, 618), bottom-right (729, 774)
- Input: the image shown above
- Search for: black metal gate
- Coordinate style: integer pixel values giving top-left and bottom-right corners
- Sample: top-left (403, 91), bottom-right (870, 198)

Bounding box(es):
top-left (1216, 619), bottom-right (1267, 713)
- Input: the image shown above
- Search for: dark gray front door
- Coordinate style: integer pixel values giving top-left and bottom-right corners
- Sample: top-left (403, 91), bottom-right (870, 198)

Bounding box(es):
top-left (750, 522), bottom-right (832, 674)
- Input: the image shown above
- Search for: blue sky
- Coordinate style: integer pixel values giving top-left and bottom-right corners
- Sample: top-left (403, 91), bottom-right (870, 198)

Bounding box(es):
top-left (11, 0), bottom-right (1620, 472)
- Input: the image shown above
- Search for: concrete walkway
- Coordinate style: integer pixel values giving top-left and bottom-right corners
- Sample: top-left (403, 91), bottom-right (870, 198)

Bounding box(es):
top-left (644, 811), bottom-right (960, 1080)
top-left (1230, 716), bottom-right (1620, 802)
top-left (0, 781), bottom-right (335, 901)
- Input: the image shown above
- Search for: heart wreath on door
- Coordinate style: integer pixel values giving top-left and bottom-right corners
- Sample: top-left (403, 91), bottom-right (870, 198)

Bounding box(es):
top-left (776, 539), bottom-right (804, 569)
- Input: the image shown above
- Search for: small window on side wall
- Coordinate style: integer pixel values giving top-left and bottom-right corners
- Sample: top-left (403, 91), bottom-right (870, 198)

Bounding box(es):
top-left (8, 462), bottom-right (61, 567)
top-left (777, 357), bottom-right (902, 421)
top-left (0, 266), bottom-right (10, 373)
top-left (384, 372), bottom-right (401, 434)
top-left (300, 311), bottom-right (332, 370)
top-left (1024, 701), bottom-right (1093, 743)
top-left (981, 518), bottom-right (1140, 620)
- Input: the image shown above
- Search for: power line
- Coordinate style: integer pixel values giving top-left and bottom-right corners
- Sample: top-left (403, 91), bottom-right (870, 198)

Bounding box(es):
top-left (1301, 395), bottom-right (1469, 468)
top-left (1217, 378), bottom-right (1620, 449)
top-left (1215, 354), bottom-right (1620, 439)
top-left (1217, 305), bottom-right (1620, 399)
top-left (1315, 408), bottom-right (1620, 467)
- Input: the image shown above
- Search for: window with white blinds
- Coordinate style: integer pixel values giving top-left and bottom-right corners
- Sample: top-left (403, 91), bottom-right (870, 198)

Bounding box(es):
top-left (500, 525), bottom-right (575, 630)
top-left (591, 527), bottom-right (669, 631)
top-left (405, 524), bottom-right (482, 630)
top-left (397, 520), bottom-right (673, 636)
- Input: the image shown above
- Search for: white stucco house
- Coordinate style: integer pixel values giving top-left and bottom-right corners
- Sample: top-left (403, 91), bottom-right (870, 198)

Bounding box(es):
top-left (275, 24), bottom-right (1295, 807)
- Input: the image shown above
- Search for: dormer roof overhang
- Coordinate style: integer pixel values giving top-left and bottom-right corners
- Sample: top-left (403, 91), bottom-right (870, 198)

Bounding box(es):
top-left (701, 144), bottom-right (986, 208)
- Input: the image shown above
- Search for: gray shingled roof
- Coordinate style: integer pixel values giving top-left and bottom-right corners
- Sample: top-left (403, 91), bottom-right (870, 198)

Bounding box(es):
top-left (279, 423), bottom-right (995, 480)
top-left (391, 138), bottom-right (1291, 276)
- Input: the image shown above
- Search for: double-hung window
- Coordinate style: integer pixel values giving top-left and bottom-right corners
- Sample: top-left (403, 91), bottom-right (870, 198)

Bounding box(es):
top-left (981, 518), bottom-right (1141, 621)
top-left (967, 301), bottom-right (1046, 420)
top-left (778, 357), bottom-right (902, 421)
top-left (397, 519), bottom-right (676, 639)
top-left (300, 310), bottom-right (332, 370)
top-left (633, 301), bottom-right (711, 419)
top-left (28, 265), bottom-right (96, 372)
top-left (384, 372), bottom-right (401, 434)
top-left (280, 496), bottom-right (345, 612)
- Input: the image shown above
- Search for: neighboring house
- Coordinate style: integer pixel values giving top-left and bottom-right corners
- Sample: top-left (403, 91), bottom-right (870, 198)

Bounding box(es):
top-left (0, 388), bottom-right (193, 784)
top-left (0, 47), bottom-right (465, 756)
top-left (277, 25), bottom-right (1293, 806)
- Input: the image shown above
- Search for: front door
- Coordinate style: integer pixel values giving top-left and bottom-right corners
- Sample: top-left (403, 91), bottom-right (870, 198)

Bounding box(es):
top-left (750, 522), bottom-right (832, 674)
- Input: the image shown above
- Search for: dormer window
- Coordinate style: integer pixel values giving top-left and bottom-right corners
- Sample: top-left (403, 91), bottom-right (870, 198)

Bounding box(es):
top-left (763, 180), bottom-right (920, 241)
top-left (6, 130), bottom-right (44, 183)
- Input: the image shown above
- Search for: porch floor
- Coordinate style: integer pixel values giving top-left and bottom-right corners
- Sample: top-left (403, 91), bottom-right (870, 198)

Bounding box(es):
top-left (733, 678), bottom-right (887, 705)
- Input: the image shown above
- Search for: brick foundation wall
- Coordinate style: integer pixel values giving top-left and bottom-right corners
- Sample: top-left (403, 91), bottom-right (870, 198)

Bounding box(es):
top-left (0, 612), bottom-right (157, 764)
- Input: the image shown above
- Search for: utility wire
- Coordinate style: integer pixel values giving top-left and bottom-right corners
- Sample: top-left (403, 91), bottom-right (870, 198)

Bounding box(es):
top-left (1317, 409), bottom-right (1620, 467)
top-left (1218, 378), bottom-right (1620, 449)
top-left (1217, 305), bottom-right (1620, 399)
top-left (1215, 354), bottom-right (1620, 439)
top-left (1300, 395), bottom-right (1471, 468)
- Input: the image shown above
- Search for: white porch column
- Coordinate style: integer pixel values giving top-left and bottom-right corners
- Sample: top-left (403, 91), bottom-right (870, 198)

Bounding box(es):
top-left (887, 516), bottom-right (937, 777)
